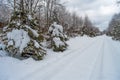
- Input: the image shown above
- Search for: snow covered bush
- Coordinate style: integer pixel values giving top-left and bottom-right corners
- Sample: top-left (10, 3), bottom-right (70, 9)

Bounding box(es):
top-left (48, 22), bottom-right (68, 52)
top-left (1, 9), bottom-right (46, 60)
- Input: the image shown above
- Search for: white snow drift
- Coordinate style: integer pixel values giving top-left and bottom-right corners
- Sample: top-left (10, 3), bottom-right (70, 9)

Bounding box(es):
top-left (7, 29), bottom-right (30, 53)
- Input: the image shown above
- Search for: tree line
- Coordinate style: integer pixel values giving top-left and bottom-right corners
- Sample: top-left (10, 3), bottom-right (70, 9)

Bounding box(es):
top-left (106, 1), bottom-right (120, 40)
top-left (0, 0), bottom-right (100, 37)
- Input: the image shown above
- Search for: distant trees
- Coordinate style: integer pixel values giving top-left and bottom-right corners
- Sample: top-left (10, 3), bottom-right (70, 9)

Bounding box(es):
top-left (0, 0), bottom-right (10, 25)
top-left (0, 0), bottom-right (100, 37)
top-left (66, 12), bottom-right (84, 37)
top-left (81, 16), bottom-right (100, 37)
top-left (106, 13), bottom-right (120, 40)
top-left (105, 1), bottom-right (120, 40)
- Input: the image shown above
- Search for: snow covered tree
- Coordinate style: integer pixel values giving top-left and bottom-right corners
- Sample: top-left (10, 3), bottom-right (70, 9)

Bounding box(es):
top-left (1, 0), bottom-right (46, 60)
top-left (48, 22), bottom-right (68, 52)
top-left (107, 13), bottom-right (120, 40)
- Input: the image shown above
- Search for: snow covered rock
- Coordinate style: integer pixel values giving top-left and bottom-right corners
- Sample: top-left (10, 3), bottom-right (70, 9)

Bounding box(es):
top-left (48, 22), bottom-right (68, 52)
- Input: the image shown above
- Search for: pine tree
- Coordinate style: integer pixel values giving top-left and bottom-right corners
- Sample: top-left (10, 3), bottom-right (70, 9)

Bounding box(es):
top-left (48, 22), bottom-right (68, 52)
top-left (1, 1), bottom-right (46, 60)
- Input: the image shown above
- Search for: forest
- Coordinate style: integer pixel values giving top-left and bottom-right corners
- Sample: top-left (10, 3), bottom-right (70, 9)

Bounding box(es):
top-left (0, 0), bottom-right (120, 60)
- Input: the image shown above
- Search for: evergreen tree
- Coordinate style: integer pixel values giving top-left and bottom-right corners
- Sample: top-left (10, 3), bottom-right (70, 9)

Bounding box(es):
top-left (48, 22), bottom-right (68, 52)
top-left (1, 1), bottom-right (46, 60)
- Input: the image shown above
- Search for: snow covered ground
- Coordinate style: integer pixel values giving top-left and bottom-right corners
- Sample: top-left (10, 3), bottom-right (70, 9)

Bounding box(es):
top-left (0, 35), bottom-right (120, 80)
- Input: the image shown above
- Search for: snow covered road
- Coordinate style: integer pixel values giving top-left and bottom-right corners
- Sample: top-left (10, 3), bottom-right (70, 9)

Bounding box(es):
top-left (0, 35), bottom-right (120, 80)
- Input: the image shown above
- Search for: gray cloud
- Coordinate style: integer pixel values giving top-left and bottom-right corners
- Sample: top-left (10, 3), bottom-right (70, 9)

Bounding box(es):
top-left (61, 0), bottom-right (119, 31)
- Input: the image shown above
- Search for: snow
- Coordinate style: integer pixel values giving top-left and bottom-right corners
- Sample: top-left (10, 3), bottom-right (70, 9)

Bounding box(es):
top-left (0, 43), bottom-right (7, 57)
top-left (0, 43), bottom-right (5, 50)
top-left (11, 21), bottom-right (20, 26)
top-left (3, 26), bottom-right (8, 31)
top-left (0, 51), bottom-right (7, 57)
top-left (17, 22), bottom-right (20, 26)
top-left (49, 22), bottom-right (63, 37)
top-left (28, 15), bottom-right (33, 20)
top-left (7, 29), bottom-right (30, 53)
top-left (0, 35), bottom-right (120, 80)
top-left (8, 40), bottom-right (14, 46)
top-left (25, 25), bottom-right (39, 37)
top-left (34, 40), bottom-right (40, 48)
top-left (53, 37), bottom-right (64, 48)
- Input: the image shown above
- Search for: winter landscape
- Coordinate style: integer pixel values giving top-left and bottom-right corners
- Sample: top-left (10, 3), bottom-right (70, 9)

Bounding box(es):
top-left (0, 0), bottom-right (120, 80)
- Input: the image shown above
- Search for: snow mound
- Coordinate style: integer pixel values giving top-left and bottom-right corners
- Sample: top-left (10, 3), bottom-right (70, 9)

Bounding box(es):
top-left (7, 29), bottom-right (30, 53)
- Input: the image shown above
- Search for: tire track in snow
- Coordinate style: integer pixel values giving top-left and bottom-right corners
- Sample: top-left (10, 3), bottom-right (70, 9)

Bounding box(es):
top-left (101, 37), bottom-right (119, 80)
top-left (17, 38), bottom-right (97, 80)
top-left (42, 39), bottom-right (102, 80)
top-left (89, 36), bottom-right (105, 80)
top-left (104, 38), bottom-right (120, 79)
top-left (20, 38), bottom-right (100, 80)
top-left (90, 36), bottom-right (120, 80)
top-left (48, 37), bottom-right (105, 80)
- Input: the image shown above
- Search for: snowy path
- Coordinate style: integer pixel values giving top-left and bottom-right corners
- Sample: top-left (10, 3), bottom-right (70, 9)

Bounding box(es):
top-left (90, 37), bottom-right (120, 80)
top-left (0, 36), bottom-right (120, 80)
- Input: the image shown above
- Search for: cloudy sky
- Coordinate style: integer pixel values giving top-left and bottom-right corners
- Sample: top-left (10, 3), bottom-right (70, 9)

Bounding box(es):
top-left (61, 0), bottom-right (119, 31)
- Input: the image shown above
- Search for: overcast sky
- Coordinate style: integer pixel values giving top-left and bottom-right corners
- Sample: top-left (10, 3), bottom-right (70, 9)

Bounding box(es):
top-left (61, 0), bottom-right (119, 31)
